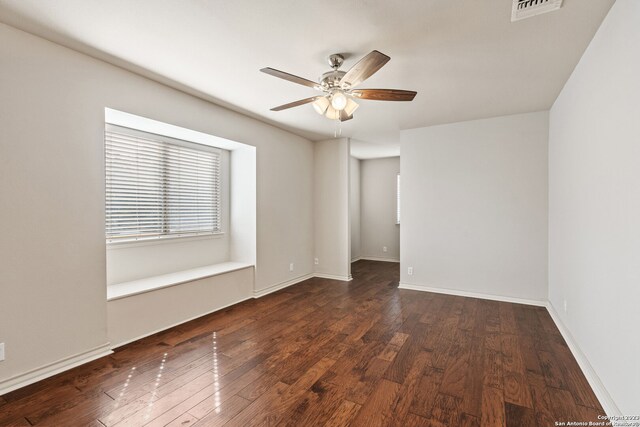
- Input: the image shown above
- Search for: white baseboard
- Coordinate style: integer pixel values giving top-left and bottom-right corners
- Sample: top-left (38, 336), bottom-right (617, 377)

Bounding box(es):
top-left (545, 302), bottom-right (621, 416)
top-left (253, 273), bottom-right (314, 298)
top-left (351, 257), bottom-right (362, 262)
top-left (397, 283), bottom-right (546, 307)
top-left (360, 256), bottom-right (400, 263)
top-left (314, 273), bottom-right (353, 282)
top-left (0, 343), bottom-right (113, 396)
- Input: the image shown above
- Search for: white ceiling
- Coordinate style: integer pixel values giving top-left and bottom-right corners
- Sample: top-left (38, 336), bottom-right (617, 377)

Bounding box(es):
top-left (0, 0), bottom-right (614, 156)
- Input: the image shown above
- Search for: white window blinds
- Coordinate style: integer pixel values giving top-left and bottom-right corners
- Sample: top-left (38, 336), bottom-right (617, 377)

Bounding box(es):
top-left (105, 126), bottom-right (221, 242)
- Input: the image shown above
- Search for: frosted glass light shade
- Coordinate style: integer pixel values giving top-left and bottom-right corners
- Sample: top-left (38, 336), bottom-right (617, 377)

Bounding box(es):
top-left (330, 92), bottom-right (348, 110)
top-left (324, 105), bottom-right (341, 120)
top-left (344, 98), bottom-right (359, 116)
top-left (312, 97), bottom-right (330, 115)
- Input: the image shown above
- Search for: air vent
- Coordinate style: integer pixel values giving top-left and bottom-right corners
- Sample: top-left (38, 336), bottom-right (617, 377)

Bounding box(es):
top-left (511, 0), bottom-right (563, 22)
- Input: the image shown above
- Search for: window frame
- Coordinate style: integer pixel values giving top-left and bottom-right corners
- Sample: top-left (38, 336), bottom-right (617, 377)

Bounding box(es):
top-left (396, 173), bottom-right (401, 225)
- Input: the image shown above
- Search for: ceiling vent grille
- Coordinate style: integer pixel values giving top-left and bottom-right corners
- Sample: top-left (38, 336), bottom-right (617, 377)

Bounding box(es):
top-left (511, 0), bottom-right (563, 22)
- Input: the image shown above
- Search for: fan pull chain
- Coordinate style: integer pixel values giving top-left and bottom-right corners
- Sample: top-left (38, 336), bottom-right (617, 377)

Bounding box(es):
top-left (334, 120), bottom-right (342, 138)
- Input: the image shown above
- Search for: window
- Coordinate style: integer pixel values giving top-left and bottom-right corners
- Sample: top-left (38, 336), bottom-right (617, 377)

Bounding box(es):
top-left (396, 173), bottom-right (401, 224)
top-left (105, 125), bottom-right (222, 243)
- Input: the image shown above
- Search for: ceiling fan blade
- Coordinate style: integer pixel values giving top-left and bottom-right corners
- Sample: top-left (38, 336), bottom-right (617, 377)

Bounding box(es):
top-left (260, 67), bottom-right (319, 89)
top-left (340, 50), bottom-right (390, 88)
top-left (352, 89), bottom-right (417, 101)
top-left (339, 110), bottom-right (353, 122)
top-left (270, 96), bottom-right (321, 111)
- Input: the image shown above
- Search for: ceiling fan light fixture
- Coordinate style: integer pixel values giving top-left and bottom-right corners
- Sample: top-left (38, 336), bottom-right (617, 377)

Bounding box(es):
top-left (312, 96), bottom-right (330, 115)
top-left (343, 98), bottom-right (359, 116)
top-left (324, 105), bottom-right (341, 120)
top-left (330, 91), bottom-right (348, 111)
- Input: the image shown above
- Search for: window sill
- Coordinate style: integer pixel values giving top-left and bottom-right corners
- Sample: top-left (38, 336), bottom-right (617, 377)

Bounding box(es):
top-left (107, 261), bottom-right (254, 301)
top-left (107, 232), bottom-right (225, 250)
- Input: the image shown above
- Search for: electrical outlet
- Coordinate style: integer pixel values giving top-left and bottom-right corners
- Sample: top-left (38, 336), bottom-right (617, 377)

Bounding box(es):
top-left (383, 246), bottom-right (388, 253)
top-left (314, 258), bottom-right (319, 265)
top-left (0, 343), bottom-right (5, 362)
top-left (407, 267), bottom-right (413, 276)
top-left (563, 299), bottom-right (568, 313)
top-left (289, 263), bottom-right (294, 272)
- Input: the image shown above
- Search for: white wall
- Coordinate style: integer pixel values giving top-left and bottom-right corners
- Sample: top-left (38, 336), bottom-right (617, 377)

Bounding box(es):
top-left (314, 138), bottom-right (351, 280)
top-left (400, 112), bottom-right (548, 302)
top-left (360, 157), bottom-right (400, 262)
top-left (0, 23), bottom-right (313, 390)
top-left (350, 157), bottom-right (361, 261)
top-left (229, 145), bottom-right (257, 268)
top-left (549, 0), bottom-right (640, 414)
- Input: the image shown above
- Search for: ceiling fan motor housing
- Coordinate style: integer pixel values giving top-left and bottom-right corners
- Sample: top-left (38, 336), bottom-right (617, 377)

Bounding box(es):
top-left (328, 53), bottom-right (344, 70)
top-left (320, 70), bottom-right (347, 90)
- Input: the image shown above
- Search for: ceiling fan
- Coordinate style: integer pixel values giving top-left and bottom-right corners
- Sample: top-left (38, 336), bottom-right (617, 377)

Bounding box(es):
top-left (260, 50), bottom-right (417, 122)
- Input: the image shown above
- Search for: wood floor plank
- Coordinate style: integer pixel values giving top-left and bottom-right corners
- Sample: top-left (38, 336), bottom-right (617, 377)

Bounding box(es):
top-left (323, 400), bottom-right (362, 427)
top-left (483, 349), bottom-right (503, 390)
top-left (386, 351), bottom-right (431, 426)
top-left (274, 380), bottom-right (346, 426)
top-left (25, 389), bottom-right (114, 427)
top-left (346, 355), bottom-right (392, 405)
top-left (408, 366), bottom-right (443, 418)
top-left (483, 301), bottom-right (502, 334)
top-left (350, 379), bottom-right (401, 427)
top-left (326, 339), bottom-right (387, 395)
top-left (501, 334), bottom-right (534, 408)
top-left (229, 357), bottom-right (335, 427)
top-left (461, 413), bottom-right (481, 427)
top-left (430, 393), bottom-right (463, 426)
top-left (538, 350), bottom-right (567, 389)
top-left (2, 417), bottom-right (33, 427)
top-left (0, 384), bottom-right (84, 425)
top-left (224, 381), bottom-right (289, 427)
top-left (505, 402), bottom-right (537, 427)
top-left (499, 303), bottom-right (518, 335)
top-left (462, 335), bottom-right (486, 417)
top-left (481, 386), bottom-right (506, 427)
top-left (378, 332), bottom-right (410, 361)
top-left (518, 334), bottom-right (542, 376)
top-left (403, 413), bottom-right (436, 427)
top-left (0, 261), bottom-right (604, 426)
top-left (165, 412), bottom-right (198, 427)
top-left (547, 387), bottom-right (582, 423)
top-left (384, 333), bottom-right (424, 384)
top-left (439, 331), bottom-right (471, 398)
top-left (191, 394), bottom-right (251, 427)
top-left (529, 380), bottom-right (558, 427)
top-left (109, 369), bottom-right (217, 427)
top-left (576, 404), bottom-right (606, 423)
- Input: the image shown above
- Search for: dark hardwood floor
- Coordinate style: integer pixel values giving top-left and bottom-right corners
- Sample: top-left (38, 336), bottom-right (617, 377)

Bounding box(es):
top-left (0, 260), bottom-right (604, 426)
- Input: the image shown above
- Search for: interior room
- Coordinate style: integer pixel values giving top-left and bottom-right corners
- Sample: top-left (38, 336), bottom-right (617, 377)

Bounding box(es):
top-left (0, 0), bottom-right (638, 425)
